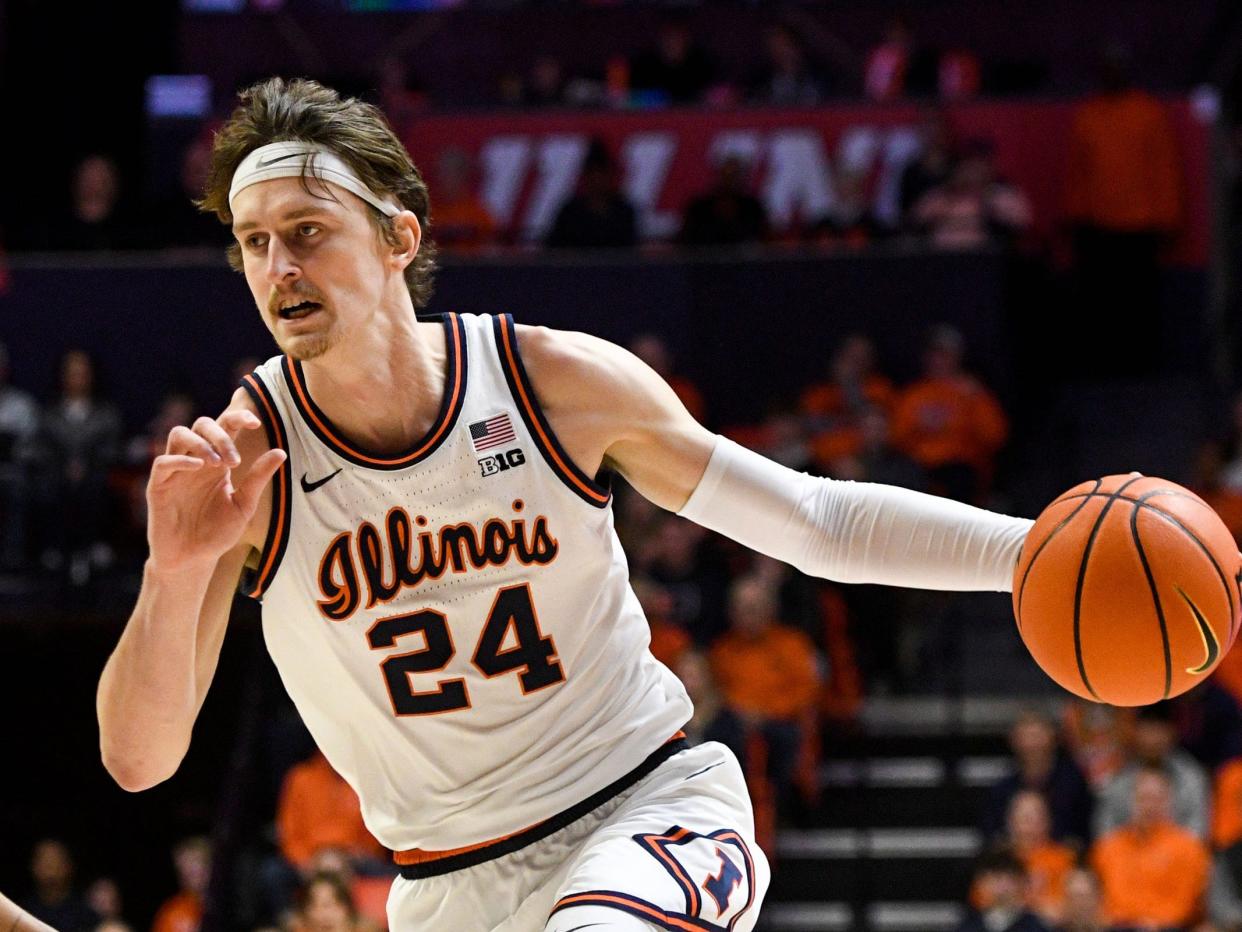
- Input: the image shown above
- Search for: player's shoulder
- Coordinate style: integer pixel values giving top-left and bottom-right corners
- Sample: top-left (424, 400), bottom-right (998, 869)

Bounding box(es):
top-left (510, 323), bottom-right (643, 405)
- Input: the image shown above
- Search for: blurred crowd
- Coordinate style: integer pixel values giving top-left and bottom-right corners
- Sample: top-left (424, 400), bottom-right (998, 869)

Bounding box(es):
top-left (16, 832), bottom-right (382, 932)
top-left (15, 114), bottom-right (1039, 256)
top-left (27, 685), bottom-right (1242, 932)
top-left (957, 679), bottom-right (1242, 932)
top-left (2, 24), bottom-right (1183, 281)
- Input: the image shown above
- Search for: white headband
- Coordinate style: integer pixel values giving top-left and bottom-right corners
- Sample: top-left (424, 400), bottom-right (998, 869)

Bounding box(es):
top-left (228, 141), bottom-right (402, 217)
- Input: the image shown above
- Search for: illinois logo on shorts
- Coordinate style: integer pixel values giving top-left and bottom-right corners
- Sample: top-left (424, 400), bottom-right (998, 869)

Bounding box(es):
top-left (550, 825), bottom-right (758, 931)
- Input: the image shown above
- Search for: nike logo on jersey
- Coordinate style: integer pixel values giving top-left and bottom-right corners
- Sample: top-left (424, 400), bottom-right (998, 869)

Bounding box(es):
top-left (301, 469), bottom-right (342, 493)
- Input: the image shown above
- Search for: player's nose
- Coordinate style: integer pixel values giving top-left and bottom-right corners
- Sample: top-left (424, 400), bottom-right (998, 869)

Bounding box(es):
top-left (264, 236), bottom-right (301, 284)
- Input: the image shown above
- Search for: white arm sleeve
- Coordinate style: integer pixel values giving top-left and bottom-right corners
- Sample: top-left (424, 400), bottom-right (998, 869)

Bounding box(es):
top-left (677, 435), bottom-right (1034, 593)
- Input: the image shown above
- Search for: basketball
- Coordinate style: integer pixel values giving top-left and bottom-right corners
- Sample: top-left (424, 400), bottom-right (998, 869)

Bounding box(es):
top-left (1013, 474), bottom-right (1242, 706)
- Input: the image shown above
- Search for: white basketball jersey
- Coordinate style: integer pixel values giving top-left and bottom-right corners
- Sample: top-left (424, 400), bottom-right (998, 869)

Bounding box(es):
top-left (240, 312), bottom-right (692, 854)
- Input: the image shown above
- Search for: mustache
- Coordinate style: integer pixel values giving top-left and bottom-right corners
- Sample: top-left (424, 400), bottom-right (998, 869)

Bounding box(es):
top-left (267, 283), bottom-right (325, 316)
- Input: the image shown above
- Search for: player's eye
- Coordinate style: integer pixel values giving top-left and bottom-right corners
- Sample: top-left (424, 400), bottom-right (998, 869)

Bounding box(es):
top-left (298, 224), bottom-right (320, 237)
top-left (245, 234), bottom-right (267, 250)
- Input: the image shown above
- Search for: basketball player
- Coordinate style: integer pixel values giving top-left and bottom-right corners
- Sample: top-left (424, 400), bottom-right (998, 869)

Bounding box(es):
top-left (0, 893), bottom-right (56, 932)
top-left (97, 78), bottom-right (1034, 931)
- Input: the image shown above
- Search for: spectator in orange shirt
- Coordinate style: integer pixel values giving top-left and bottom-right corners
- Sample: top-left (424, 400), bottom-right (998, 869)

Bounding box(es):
top-left (972, 792), bottom-right (1078, 922)
top-left (152, 837), bottom-right (210, 932)
top-left (1211, 755), bottom-right (1242, 925)
top-left (1090, 766), bottom-right (1210, 930)
top-left (709, 575), bottom-right (820, 803)
top-left (800, 334), bottom-right (896, 470)
top-left (890, 325), bottom-right (1008, 503)
top-left (825, 406), bottom-right (927, 493)
top-left (278, 750), bottom-right (385, 870)
top-left (1194, 441), bottom-right (1242, 548)
top-left (430, 147), bottom-right (496, 254)
top-left (1007, 791), bottom-right (1077, 925)
top-left (956, 847), bottom-right (1050, 932)
top-left (631, 576), bottom-right (691, 671)
top-left (1065, 44), bottom-right (1182, 378)
top-left (1215, 643), bottom-right (1242, 718)
top-left (1215, 757), bottom-right (1242, 851)
top-left (261, 749), bottom-right (387, 925)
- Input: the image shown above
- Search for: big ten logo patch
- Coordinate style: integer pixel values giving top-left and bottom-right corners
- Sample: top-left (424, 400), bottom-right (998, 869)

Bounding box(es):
top-left (635, 826), bottom-right (756, 928)
top-left (479, 448), bottom-right (526, 477)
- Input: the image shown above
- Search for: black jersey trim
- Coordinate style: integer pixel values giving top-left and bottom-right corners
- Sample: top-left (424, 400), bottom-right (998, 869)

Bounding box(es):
top-left (491, 314), bottom-right (611, 508)
top-left (239, 371), bottom-right (293, 600)
top-left (395, 737), bottom-right (687, 878)
top-left (282, 312), bottom-right (467, 471)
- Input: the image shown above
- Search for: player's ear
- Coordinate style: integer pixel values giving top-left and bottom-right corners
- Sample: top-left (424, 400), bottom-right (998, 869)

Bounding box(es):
top-left (389, 211), bottom-right (421, 270)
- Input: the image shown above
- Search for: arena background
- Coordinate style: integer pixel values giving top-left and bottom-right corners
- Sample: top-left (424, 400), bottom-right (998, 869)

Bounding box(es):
top-left (2, 2), bottom-right (1242, 930)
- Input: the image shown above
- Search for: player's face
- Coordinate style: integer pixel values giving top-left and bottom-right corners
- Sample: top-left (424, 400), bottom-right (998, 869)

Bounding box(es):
top-left (232, 177), bottom-right (392, 361)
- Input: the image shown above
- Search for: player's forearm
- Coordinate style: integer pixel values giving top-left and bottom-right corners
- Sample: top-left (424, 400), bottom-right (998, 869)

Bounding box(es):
top-left (679, 436), bottom-right (1033, 592)
top-left (97, 560), bottom-right (214, 791)
top-left (0, 891), bottom-right (54, 932)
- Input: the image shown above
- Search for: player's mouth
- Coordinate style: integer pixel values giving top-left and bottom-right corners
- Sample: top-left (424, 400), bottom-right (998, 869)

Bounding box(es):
top-left (278, 301), bottom-right (322, 321)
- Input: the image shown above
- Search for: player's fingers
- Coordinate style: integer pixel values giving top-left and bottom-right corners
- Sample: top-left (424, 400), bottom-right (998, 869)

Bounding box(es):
top-left (233, 448), bottom-right (286, 515)
top-left (193, 416), bottom-right (241, 466)
top-left (217, 408), bottom-right (263, 438)
top-left (149, 454), bottom-right (206, 481)
top-left (167, 425), bottom-right (223, 463)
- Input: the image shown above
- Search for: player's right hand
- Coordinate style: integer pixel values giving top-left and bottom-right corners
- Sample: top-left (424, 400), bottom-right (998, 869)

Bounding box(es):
top-left (146, 409), bottom-right (286, 574)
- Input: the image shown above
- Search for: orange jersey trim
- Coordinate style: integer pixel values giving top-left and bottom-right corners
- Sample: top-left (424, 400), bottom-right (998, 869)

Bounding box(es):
top-left (394, 732), bottom-right (688, 866)
top-left (394, 820), bottom-right (542, 867)
top-left (495, 315), bottom-right (610, 506)
top-left (285, 313), bottom-right (465, 468)
top-left (242, 373), bottom-right (290, 598)
top-left (552, 892), bottom-right (705, 931)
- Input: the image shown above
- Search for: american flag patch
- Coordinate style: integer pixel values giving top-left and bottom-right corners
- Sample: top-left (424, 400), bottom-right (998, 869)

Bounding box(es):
top-left (469, 413), bottom-right (517, 452)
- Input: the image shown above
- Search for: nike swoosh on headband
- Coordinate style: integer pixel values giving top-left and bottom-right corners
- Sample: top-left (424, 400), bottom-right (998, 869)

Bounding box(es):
top-left (256, 151), bottom-right (307, 168)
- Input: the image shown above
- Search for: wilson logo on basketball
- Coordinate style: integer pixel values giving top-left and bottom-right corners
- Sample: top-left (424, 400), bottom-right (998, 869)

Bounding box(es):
top-left (316, 504), bottom-right (559, 622)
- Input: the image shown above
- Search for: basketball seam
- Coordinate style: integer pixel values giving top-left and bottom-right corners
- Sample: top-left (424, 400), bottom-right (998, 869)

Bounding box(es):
top-left (1073, 476), bottom-right (1146, 701)
top-left (1129, 507), bottom-right (1173, 700)
top-left (1137, 490), bottom-right (1238, 651)
top-left (1016, 480), bottom-right (1103, 633)
top-left (1059, 489), bottom-right (1237, 645)
top-left (1054, 488), bottom-right (1207, 510)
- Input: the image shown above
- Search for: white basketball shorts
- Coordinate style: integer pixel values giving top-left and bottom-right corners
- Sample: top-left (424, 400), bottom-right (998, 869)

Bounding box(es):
top-left (386, 740), bottom-right (770, 931)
